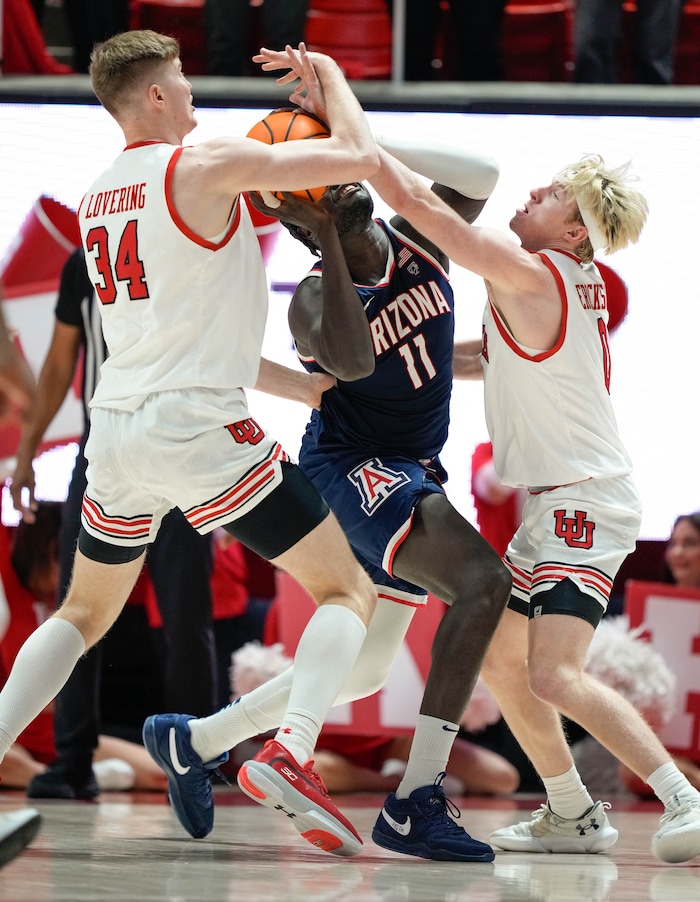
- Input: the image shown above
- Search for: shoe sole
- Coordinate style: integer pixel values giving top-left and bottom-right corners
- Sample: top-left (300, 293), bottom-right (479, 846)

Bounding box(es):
top-left (373, 826), bottom-right (495, 862)
top-left (652, 825), bottom-right (700, 863)
top-left (142, 718), bottom-right (212, 840)
top-left (0, 811), bottom-right (42, 868)
top-left (237, 761), bottom-right (362, 857)
top-left (490, 826), bottom-right (619, 854)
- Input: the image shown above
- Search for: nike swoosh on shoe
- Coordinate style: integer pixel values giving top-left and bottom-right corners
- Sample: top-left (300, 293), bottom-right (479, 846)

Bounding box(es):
top-left (381, 808), bottom-right (412, 836)
top-left (169, 727), bottom-right (191, 775)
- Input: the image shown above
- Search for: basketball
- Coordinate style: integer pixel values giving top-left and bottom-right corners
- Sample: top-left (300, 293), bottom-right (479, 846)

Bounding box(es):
top-left (246, 108), bottom-right (330, 202)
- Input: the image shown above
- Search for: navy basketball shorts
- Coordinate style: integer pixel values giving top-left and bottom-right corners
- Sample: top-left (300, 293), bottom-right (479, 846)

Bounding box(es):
top-left (300, 445), bottom-right (445, 602)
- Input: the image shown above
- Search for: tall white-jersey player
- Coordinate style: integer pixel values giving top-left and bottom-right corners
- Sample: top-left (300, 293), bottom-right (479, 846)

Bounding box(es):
top-left (0, 30), bottom-right (382, 858)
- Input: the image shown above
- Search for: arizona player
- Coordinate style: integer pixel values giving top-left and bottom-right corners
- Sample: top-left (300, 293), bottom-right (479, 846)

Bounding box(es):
top-left (248, 133), bottom-right (511, 862)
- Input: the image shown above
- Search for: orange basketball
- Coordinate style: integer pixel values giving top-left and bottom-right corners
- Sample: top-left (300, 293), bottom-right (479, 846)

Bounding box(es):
top-left (246, 108), bottom-right (330, 203)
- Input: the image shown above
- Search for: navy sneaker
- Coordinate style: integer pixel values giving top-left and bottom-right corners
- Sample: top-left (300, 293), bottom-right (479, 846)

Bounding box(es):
top-left (142, 713), bottom-right (228, 839)
top-left (372, 773), bottom-right (495, 862)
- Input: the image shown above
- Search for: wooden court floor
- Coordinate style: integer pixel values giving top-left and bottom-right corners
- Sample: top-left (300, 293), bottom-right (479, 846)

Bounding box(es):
top-left (1, 788), bottom-right (699, 901)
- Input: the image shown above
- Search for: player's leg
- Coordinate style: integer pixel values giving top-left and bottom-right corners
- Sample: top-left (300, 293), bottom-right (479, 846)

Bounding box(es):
top-left (526, 594), bottom-right (700, 862)
top-left (145, 461), bottom-right (375, 854)
top-left (371, 492), bottom-right (510, 862)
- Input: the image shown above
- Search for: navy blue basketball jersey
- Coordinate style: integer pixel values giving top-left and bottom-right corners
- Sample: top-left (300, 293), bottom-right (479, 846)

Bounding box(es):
top-left (298, 219), bottom-right (455, 463)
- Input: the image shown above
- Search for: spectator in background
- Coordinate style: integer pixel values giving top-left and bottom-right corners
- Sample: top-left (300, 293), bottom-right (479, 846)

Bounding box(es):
top-left (574, 0), bottom-right (684, 84)
top-left (0, 502), bottom-right (168, 792)
top-left (663, 513), bottom-right (700, 589)
top-left (620, 512), bottom-right (700, 796)
top-left (396, 0), bottom-right (507, 81)
top-left (0, 290), bottom-right (41, 866)
top-left (205, 0), bottom-right (309, 76)
top-left (10, 247), bottom-right (217, 801)
top-left (29, 0), bottom-right (129, 73)
top-left (471, 441), bottom-right (525, 558)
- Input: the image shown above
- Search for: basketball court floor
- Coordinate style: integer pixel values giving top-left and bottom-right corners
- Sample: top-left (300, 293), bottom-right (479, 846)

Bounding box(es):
top-left (2, 788), bottom-right (699, 901)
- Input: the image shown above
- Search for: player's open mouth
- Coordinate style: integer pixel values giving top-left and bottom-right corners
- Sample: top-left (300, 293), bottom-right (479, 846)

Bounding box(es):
top-left (333, 184), bottom-right (360, 201)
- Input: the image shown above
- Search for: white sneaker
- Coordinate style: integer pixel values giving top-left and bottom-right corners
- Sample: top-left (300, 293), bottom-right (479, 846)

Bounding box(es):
top-left (490, 800), bottom-right (618, 853)
top-left (651, 796), bottom-right (700, 863)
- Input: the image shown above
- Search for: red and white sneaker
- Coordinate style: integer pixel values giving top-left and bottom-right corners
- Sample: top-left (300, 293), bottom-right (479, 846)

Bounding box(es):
top-left (237, 739), bottom-right (363, 857)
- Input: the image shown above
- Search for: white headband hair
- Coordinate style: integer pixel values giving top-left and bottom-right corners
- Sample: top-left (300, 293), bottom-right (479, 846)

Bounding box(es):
top-left (574, 192), bottom-right (608, 252)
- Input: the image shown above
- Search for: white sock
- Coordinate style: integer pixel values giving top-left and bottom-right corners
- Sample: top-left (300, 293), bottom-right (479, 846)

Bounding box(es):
top-left (190, 605), bottom-right (366, 765)
top-left (647, 761), bottom-right (700, 809)
top-left (543, 765), bottom-right (594, 819)
top-left (0, 618), bottom-right (85, 757)
top-left (189, 670), bottom-right (293, 763)
top-left (397, 714), bottom-right (459, 799)
top-left (273, 604), bottom-right (366, 765)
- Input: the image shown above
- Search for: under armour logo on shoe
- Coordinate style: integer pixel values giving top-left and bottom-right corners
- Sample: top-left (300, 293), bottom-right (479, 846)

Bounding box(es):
top-left (578, 818), bottom-right (600, 835)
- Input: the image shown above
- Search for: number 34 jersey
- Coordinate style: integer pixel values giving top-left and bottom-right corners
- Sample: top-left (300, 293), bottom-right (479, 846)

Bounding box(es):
top-left (299, 219), bottom-right (455, 463)
top-left (78, 142), bottom-right (268, 412)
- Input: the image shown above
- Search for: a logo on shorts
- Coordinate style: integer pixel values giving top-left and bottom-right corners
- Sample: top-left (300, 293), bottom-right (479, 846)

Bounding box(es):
top-left (348, 458), bottom-right (410, 515)
top-left (553, 509), bottom-right (595, 549)
top-left (226, 418), bottom-right (264, 445)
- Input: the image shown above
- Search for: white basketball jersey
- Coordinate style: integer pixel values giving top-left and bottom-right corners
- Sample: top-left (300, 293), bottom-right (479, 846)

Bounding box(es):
top-left (78, 142), bottom-right (268, 411)
top-left (482, 248), bottom-right (632, 489)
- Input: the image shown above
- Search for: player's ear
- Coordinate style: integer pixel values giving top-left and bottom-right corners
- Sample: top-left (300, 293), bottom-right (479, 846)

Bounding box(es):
top-left (565, 222), bottom-right (588, 245)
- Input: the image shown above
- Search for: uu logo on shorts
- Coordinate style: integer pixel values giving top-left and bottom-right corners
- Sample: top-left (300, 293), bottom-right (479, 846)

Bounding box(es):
top-left (553, 509), bottom-right (595, 549)
top-left (348, 458), bottom-right (410, 515)
top-left (226, 418), bottom-right (264, 445)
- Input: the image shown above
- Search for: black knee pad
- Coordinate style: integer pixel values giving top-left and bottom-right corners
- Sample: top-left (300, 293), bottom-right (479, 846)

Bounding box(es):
top-left (529, 577), bottom-right (605, 628)
top-left (78, 526), bottom-right (147, 564)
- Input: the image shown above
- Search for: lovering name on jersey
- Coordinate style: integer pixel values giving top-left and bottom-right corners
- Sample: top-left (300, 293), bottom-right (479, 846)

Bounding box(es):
top-left (575, 282), bottom-right (607, 312)
top-left (83, 182), bottom-right (147, 219)
top-left (369, 281), bottom-right (450, 355)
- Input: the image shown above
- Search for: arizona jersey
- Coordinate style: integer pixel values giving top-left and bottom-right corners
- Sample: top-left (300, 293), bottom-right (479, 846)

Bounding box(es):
top-left (78, 142), bottom-right (267, 412)
top-left (299, 219), bottom-right (454, 462)
top-left (482, 248), bottom-right (633, 489)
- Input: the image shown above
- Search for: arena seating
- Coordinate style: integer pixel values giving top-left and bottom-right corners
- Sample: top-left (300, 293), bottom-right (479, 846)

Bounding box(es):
top-left (128, 0), bottom-right (207, 75)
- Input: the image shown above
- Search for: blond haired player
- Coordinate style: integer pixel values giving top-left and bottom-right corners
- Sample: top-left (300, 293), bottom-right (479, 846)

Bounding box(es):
top-left (368, 148), bottom-right (700, 863)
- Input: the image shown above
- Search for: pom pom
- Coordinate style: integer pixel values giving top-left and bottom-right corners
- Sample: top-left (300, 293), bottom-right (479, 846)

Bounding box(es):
top-left (230, 640), bottom-right (292, 700)
top-left (461, 678), bottom-right (502, 733)
top-left (584, 615), bottom-right (676, 726)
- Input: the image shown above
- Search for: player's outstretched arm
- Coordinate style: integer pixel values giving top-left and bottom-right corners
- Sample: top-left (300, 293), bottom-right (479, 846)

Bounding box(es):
top-left (254, 358), bottom-right (336, 410)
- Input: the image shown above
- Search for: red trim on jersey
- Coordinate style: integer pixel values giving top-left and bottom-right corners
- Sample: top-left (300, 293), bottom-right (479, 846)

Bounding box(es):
top-left (164, 146), bottom-right (242, 250)
top-left (81, 495), bottom-right (152, 539)
top-left (487, 252), bottom-right (568, 363)
top-left (124, 141), bottom-right (166, 151)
